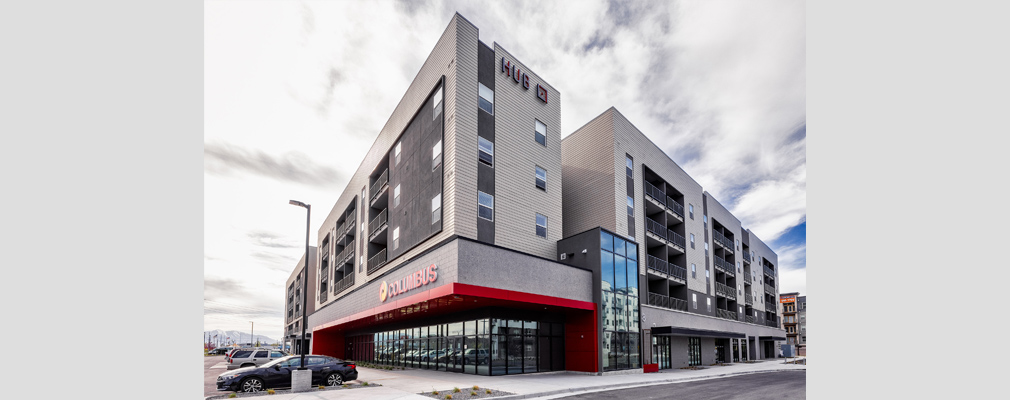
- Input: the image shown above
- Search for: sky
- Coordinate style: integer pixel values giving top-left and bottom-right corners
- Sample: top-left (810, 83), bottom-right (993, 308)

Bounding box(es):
top-left (204, 0), bottom-right (806, 341)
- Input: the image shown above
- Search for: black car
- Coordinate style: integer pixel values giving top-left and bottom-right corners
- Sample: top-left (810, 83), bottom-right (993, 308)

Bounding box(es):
top-left (217, 355), bottom-right (358, 393)
top-left (208, 348), bottom-right (230, 355)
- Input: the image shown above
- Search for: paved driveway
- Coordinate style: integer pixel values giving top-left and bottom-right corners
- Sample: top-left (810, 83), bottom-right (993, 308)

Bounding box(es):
top-left (547, 371), bottom-right (806, 400)
top-left (204, 355), bottom-right (229, 396)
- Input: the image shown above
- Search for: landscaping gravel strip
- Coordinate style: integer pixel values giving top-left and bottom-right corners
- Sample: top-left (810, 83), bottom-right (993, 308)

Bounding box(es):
top-left (206, 382), bottom-right (382, 399)
top-left (420, 386), bottom-right (514, 400)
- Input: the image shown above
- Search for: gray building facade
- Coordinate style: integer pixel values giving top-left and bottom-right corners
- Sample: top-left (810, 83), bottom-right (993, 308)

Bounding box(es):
top-left (284, 247), bottom-right (316, 354)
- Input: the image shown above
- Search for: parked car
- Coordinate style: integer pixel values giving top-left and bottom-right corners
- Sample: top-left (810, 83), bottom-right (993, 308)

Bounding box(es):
top-left (462, 349), bottom-right (489, 364)
top-left (420, 349), bottom-right (445, 362)
top-left (217, 355), bottom-right (357, 392)
top-left (226, 349), bottom-right (288, 370)
top-left (208, 347), bottom-right (230, 355)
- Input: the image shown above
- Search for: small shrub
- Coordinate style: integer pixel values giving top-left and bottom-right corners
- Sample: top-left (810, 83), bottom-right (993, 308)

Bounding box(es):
top-left (342, 384), bottom-right (349, 388)
top-left (266, 389), bottom-right (275, 395)
top-left (453, 387), bottom-right (461, 393)
top-left (227, 394), bottom-right (237, 399)
top-left (432, 390), bottom-right (439, 395)
top-left (363, 381), bottom-right (369, 386)
top-left (318, 385), bottom-right (325, 389)
top-left (472, 385), bottom-right (480, 390)
top-left (486, 389), bottom-right (492, 394)
top-left (445, 395), bottom-right (453, 400)
top-left (471, 391), bottom-right (478, 396)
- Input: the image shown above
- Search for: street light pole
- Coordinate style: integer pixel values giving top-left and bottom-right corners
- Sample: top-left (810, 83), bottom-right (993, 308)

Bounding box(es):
top-left (289, 199), bottom-right (311, 370)
top-left (251, 321), bottom-right (254, 347)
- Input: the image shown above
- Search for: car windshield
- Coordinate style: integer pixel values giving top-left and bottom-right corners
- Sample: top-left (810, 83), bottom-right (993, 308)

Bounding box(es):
top-left (261, 356), bottom-right (294, 368)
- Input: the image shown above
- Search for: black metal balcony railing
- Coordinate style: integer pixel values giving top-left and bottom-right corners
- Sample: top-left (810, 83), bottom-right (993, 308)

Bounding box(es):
top-left (333, 273), bottom-right (354, 295)
top-left (742, 251), bottom-right (752, 263)
top-left (336, 244), bottom-right (354, 264)
top-left (745, 293), bottom-right (754, 305)
top-left (644, 181), bottom-right (665, 205)
top-left (647, 255), bottom-right (687, 282)
top-left (321, 243), bottom-right (330, 260)
top-left (713, 257), bottom-right (736, 276)
top-left (648, 292), bottom-right (688, 312)
top-left (743, 272), bottom-right (752, 284)
top-left (369, 209), bottom-right (388, 236)
top-left (764, 265), bottom-right (775, 277)
top-left (369, 169), bottom-right (389, 201)
top-left (645, 217), bottom-right (667, 240)
top-left (746, 315), bottom-right (756, 324)
top-left (667, 230), bottom-right (686, 248)
top-left (713, 230), bottom-right (734, 251)
top-left (367, 248), bottom-right (387, 274)
top-left (765, 318), bottom-right (779, 328)
top-left (765, 284), bottom-right (776, 295)
top-left (666, 196), bottom-right (684, 218)
top-left (716, 309), bottom-right (738, 321)
top-left (715, 282), bottom-right (736, 300)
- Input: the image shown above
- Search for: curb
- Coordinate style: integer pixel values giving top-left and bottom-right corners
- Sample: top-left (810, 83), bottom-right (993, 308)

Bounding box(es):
top-left (490, 369), bottom-right (806, 400)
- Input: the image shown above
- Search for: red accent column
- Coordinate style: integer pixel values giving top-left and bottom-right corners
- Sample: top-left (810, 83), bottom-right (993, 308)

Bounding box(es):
top-left (565, 308), bottom-right (599, 373)
top-left (311, 329), bottom-right (344, 359)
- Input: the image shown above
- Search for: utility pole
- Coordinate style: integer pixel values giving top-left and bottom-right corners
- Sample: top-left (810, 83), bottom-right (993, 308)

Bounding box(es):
top-left (250, 321), bottom-right (254, 347)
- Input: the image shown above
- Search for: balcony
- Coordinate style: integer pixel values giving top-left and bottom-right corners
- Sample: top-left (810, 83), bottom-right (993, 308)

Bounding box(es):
top-left (367, 248), bottom-right (387, 274)
top-left (742, 251), bottom-right (752, 264)
top-left (333, 273), bottom-right (354, 295)
top-left (743, 272), bottom-right (752, 284)
top-left (667, 229), bottom-right (686, 249)
top-left (713, 257), bottom-right (736, 277)
top-left (712, 230), bottom-right (734, 253)
top-left (646, 255), bottom-right (686, 282)
top-left (764, 265), bottom-right (775, 278)
top-left (645, 217), bottom-right (667, 240)
top-left (666, 196), bottom-right (684, 219)
top-left (764, 284), bottom-right (776, 295)
top-left (369, 209), bottom-right (388, 238)
top-left (715, 282), bottom-right (736, 300)
top-left (644, 181), bottom-right (665, 206)
top-left (647, 292), bottom-right (688, 312)
top-left (746, 315), bottom-right (756, 324)
top-left (745, 293), bottom-right (753, 305)
top-left (336, 244), bottom-right (354, 264)
top-left (765, 318), bottom-right (779, 328)
top-left (716, 309), bottom-right (738, 321)
top-left (369, 169), bottom-right (389, 202)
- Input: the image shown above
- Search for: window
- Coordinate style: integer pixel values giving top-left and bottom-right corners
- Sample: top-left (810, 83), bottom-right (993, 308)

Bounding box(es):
top-left (392, 227), bottom-right (400, 250)
top-left (536, 213), bottom-right (548, 238)
top-left (691, 263), bottom-right (696, 278)
top-left (626, 155), bottom-right (633, 178)
top-left (394, 141), bottom-right (401, 165)
top-left (704, 242), bottom-right (708, 251)
top-left (689, 204), bottom-right (694, 219)
top-left (478, 83), bottom-right (494, 115)
top-left (705, 269), bottom-right (709, 278)
top-left (692, 293), bottom-right (697, 309)
top-left (478, 137), bottom-right (494, 166)
top-left (431, 193), bottom-right (441, 224)
top-left (478, 191), bottom-right (494, 221)
top-left (432, 140), bottom-right (442, 170)
top-left (690, 234), bottom-right (695, 248)
top-left (706, 298), bottom-right (711, 312)
top-left (627, 196), bottom-right (634, 216)
top-left (535, 166), bottom-right (547, 190)
top-left (393, 184), bottom-right (401, 208)
top-left (433, 86), bottom-right (443, 120)
top-left (535, 120), bottom-right (547, 146)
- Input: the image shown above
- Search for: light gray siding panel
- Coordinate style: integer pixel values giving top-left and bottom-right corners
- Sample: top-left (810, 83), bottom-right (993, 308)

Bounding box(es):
top-left (561, 110), bottom-right (616, 238)
top-left (457, 240), bottom-right (592, 303)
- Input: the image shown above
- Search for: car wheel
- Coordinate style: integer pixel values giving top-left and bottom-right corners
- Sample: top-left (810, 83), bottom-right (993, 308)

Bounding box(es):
top-left (326, 373), bottom-right (343, 386)
top-left (240, 377), bottom-right (264, 393)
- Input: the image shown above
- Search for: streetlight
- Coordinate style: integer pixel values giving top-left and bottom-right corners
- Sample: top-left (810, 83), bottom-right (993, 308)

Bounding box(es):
top-left (289, 199), bottom-right (310, 370)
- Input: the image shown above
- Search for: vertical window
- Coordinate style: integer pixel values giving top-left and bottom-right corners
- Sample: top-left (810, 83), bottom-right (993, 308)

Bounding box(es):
top-left (692, 293), bottom-right (697, 309)
top-left (393, 184), bottom-right (401, 208)
top-left (394, 141), bottom-right (401, 165)
top-left (626, 155), bottom-right (633, 178)
top-left (433, 86), bottom-right (443, 120)
top-left (627, 196), bottom-right (634, 216)
top-left (707, 298), bottom-right (712, 312)
top-left (703, 215), bottom-right (707, 228)
top-left (431, 193), bottom-right (442, 224)
top-left (432, 139), bottom-right (442, 170)
top-left (705, 269), bottom-right (710, 278)
top-left (535, 166), bottom-right (547, 190)
top-left (478, 137), bottom-right (494, 166)
top-left (689, 204), bottom-right (694, 219)
top-left (392, 227), bottom-right (400, 250)
top-left (536, 213), bottom-right (548, 238)
top-left (478, 83), bottom-right (494, 115)
top-left (478, 191), bottom-right (494, 221)
top-left (691, 263), bottom-right (696, 278)
top-left (705, 242), bottom-right (709, 251)
top-left (534, 120), bottom-right (547, 146)
top-left (690, 234), bottom-right (695, 248)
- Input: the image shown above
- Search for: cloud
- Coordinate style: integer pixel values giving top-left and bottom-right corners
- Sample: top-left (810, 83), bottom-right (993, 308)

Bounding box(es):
top-left (247, 230), bottom-right (300, 249)
top-left (774, 242), bottom-right (807, 294)
top-left (204, 142), bottom-right (346, 186)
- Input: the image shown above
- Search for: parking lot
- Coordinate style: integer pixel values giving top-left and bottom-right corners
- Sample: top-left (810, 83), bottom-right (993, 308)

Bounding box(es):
top-left (204, 355), bottom-right (229, 396)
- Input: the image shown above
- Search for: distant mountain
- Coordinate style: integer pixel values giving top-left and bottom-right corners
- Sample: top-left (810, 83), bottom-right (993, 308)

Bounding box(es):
top-left (204, 329), bottom-right (279, 346)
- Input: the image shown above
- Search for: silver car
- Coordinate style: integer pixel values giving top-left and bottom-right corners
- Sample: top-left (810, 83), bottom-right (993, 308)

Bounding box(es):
top-left (227, 348), bottom-right (288, 370)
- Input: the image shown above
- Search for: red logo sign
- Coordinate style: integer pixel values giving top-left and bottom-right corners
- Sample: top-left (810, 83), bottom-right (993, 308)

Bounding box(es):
top-left (380, 264), bottom-right (438, 302)
top-left (501, 58), bottom-right (530, 90)
top-left (537, 84), bottom-right (548, 103)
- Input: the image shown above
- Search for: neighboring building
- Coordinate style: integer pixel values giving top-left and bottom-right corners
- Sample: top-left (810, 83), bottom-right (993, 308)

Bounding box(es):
top-left (561, 107), bottom-right (786, 370)
top-left (284, 247), bottom-right (316, 354)
top-left (297, 13), bottom-right (786, 376)
top-left (780, 292), bottom-right (805, 355)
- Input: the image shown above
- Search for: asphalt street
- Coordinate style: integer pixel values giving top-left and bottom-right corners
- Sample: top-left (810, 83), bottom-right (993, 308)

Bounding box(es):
top-left (551, 371), bottom-right (806, 400)
top-left (204, 355), bottom-right (227, 396)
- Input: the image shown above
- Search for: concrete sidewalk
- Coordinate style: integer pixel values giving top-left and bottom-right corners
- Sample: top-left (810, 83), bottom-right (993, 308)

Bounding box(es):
top-left (212, 358), bottom-right (806, 400)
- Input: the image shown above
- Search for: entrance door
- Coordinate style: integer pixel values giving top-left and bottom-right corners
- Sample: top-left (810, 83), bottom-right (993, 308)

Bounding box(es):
top-left (732, 339), bottom-right (740, 363)
top-left (715, 340), bottom-right (725, 364)
top-left (688, 337), bottom-right (701, 366)
top-left (446, 337), bottom-right (463, 373)
top-left (652, 336), bottom-right (672, 369)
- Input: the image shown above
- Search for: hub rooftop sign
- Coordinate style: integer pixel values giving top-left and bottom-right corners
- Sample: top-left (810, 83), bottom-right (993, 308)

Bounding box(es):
top-left (502, 58), bottom-right (548, 103)
top-left (379, 264), bottom-right (438, 302)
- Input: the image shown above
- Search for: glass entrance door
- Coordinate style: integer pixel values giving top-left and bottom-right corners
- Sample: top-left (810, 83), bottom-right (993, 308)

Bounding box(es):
top-left (652, 336), bottom-right (672, 369)
top-left (732, 339), bottom-right (740, 363)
